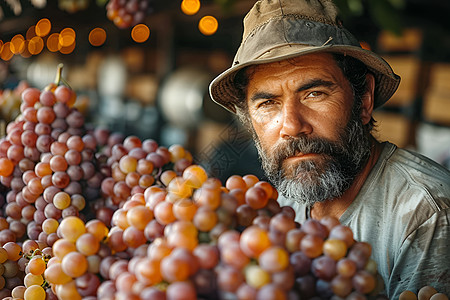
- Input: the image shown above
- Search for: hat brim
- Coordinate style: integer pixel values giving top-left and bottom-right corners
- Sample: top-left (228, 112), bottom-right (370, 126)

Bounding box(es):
top-left (209, 44), bottom-right (401, 114)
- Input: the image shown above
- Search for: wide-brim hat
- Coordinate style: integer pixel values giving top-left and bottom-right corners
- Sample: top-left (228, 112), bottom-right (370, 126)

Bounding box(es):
top-left (209, 0), bottom-right (401, 114)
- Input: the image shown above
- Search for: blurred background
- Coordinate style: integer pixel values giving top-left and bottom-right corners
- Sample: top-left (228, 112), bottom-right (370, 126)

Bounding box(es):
top-left (1, 0), bottom-right (449, 182)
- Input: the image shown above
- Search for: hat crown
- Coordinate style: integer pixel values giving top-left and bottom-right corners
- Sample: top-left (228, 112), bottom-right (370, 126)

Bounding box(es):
top-left (243, 0), bottom-right (341, 41)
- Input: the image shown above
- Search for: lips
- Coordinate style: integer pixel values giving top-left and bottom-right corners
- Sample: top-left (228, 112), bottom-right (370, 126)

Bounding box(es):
top-left (296, 151), bottom-right (309, 157)
top-left (288, 152), bottom-right (318, 159)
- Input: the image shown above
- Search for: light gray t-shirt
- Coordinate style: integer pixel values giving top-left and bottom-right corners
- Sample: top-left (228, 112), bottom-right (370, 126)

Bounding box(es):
top-left (277, 142), bottom-right (450, 299)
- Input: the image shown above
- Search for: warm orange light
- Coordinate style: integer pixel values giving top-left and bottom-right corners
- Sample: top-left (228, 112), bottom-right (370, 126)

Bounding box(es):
top-left (181, 0), bottom-right (201, 15)
top-left (36, 18), bottom-right (51, 37)
top-left (0, 42), bottom-right (14, 61)
top-left (47, 33), bottom-right (61, 52)
top-left (198, 16), bottom-right (218, 36)
top-left (29, 36), bottom-right (44, 55)
top-left (0, 40), bottom-right (3, 49)
top-left (88, 28), bottom-right (107, 46)
top-left (360, 41), bottom-right (371, 51)
top-left (131, 24), bottom-right (150, 43)
top-left (26, 25), bottom-right (37, 40)
top-left (10, 34), bottom-right (26, 54)
top-left (60, 41), bottom-right (76, 55)
top-left (20, 41), bottom-right (32, 58)
top-left (59, 28), bottom-right (76, 47)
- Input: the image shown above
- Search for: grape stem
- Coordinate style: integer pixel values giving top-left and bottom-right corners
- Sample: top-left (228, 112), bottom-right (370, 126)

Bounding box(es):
top-left (54, 63), bottom-right (72, 88)
top-left (155, 167), bottom-right (164, 185)
top-left (24, 248), bottom-right (42, 260)
top-left (0, 120), bottom-right (6, 138)
top-left (41, 279), bottom-right (50, 289)
top-left (54, 63), bottom-right (64, 85)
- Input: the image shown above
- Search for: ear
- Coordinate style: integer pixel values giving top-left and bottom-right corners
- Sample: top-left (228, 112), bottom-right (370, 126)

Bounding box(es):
top-left (361, 73), bottom-right (375, 125)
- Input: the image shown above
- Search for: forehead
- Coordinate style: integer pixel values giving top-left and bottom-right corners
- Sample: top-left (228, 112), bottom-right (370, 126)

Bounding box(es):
top-left (246, 52), bottom-right (343, 81)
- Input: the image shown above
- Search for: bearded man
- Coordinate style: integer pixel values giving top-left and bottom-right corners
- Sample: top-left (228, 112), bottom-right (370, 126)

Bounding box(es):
top-left (209, 0), bottom-right (450, 298)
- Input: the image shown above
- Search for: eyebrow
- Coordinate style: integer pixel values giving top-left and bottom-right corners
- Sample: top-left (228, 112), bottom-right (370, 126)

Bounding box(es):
top-left (249, 78), bottom-right (337, 102)
top-left (298, 79), bottom-right (336, 92)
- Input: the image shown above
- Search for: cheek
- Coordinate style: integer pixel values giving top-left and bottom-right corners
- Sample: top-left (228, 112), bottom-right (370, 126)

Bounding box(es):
top-left (309, 105), bottom-right (351, 139)
top-left (251, 114), bottom-right (282, 147)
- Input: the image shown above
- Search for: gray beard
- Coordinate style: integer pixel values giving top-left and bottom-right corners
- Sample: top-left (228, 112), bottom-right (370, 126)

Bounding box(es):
top-left (253, 110), bottom-right (372, 207)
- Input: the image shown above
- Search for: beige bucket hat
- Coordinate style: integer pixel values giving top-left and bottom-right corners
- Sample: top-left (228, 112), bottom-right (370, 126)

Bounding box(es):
top-left (209, 0), bottom-right (401, 114)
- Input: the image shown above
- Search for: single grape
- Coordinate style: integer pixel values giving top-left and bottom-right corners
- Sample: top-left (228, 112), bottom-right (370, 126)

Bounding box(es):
top-left (418, 286), bottom-right (438, 300)
top-left (61, 251), bottom-right (88, 278)
top-left (245, 264), bottom-right (271, 289)
top-left (259, 246), bottom-right (290, 273)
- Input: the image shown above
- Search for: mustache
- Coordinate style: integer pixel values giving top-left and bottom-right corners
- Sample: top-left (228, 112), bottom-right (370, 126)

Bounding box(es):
top-left (270, 136), bottom-right (345, 165)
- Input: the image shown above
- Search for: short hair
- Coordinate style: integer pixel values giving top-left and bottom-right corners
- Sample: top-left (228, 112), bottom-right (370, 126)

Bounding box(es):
top-left (233, 54), bottom-right (375, 131)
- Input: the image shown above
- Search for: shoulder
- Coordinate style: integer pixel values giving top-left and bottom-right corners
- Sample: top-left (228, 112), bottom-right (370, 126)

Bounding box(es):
top-left (347, 142), bottom-right (450, 241)
top-left (377, 142), bottom-right (450, 204)
top-left (385, 143), bottom-right (450, 189)
top-left (373, 142), bottom-right (450, 236)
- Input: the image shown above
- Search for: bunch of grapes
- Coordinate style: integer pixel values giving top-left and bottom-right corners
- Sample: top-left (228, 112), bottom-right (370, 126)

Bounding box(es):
top-left (89, 131), bottom-right (194, 227)
top-left (106, 0), bottom-right (154, 29)
top-left (0, 242), bottom-right (23, 298)
top-left (39, 215), bottom-right (111, 300)
top-left (0, 239), bottom-right (56, 299)
top-left (36, 155), bottom-right (382, 300)
top-left (114, 171), bottom-right (382, 300)
top-left (0, 64), bottom-right (105, 250)
top-left (400, 286), bottom-right (449, 300)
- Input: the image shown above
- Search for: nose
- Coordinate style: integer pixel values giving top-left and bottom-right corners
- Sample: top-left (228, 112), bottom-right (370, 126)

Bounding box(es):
top-left (279, 102), bottom-right (312, 139)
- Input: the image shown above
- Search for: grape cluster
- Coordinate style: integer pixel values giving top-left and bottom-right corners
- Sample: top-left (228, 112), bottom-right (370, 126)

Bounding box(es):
top-left (106, 0), bottom-right (154, 29)
top-left (0, 65), bottom-right (105, 252)
top-left (0, 240), bottom-right (56, 299)
top-left (0, 243), bottom-right (23, 297)
top-left (35, 166), bottom-right (382, 300)
top-left (87, 131), bottom-right (194, 227)
top-left (400, 286), bottom-right (449, 300)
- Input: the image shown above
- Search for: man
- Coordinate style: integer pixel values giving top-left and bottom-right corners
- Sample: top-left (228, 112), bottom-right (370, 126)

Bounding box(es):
top-left (209, 0), bottom-right (450, 299)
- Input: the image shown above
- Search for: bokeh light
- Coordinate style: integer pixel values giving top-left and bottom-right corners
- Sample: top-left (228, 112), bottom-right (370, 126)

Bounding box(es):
top-left (20, 41), bottom-right (32, 58)
top-left (60, 42), bottom-right (76, 55)
top-left (47, 33), bottom-right (61, 52)
top-left (0, 42), bottom-right (14, 61)
top-left (26, 25), bottom-right (37, 40)
top-left (198, 16), bottom-right (218, 36)
top-left (181, 0), bottom-right (201, 15)
top-left (360, 41), bottom-right (371, 50)
top-left (10, 34), bottom-right (26, 54)
top-left (28, 36), bottom-right (44, 55)
top-left (59, 28), bottom-right (76, 47)
top-left (131, 24), bottom-right (150, 43)
top-left (35, 18), bottom-right (51, 37)
top-left (89, 28), bottom-right (107, 47)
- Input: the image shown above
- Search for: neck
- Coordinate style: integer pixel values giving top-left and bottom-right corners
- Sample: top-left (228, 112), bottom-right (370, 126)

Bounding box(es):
top-left (310, 137), bottom-right (383, 220)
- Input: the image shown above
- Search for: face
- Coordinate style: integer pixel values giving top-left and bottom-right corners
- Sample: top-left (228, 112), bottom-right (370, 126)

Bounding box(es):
top-left (245, 53), bottom-right (372, 206)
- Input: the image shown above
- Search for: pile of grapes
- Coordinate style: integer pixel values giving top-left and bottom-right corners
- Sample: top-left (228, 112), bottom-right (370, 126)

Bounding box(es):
top-left (106, 0), bottom-right (154, 29)
top-left (400, 286), bottom-right (449, 300)
top-left (0, 66), bottom-right (385, 300)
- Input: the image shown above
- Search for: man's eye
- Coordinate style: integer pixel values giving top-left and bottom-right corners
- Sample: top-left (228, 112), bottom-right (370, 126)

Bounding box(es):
top-left (307, 91), bottom-right (323, 98)
top-left (258, 100), bottom-right (276, 108)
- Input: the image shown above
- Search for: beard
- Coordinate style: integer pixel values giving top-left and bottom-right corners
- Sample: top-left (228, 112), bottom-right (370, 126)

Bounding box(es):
top-left (252, 106), bottom-right (372, 207)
